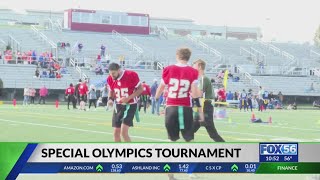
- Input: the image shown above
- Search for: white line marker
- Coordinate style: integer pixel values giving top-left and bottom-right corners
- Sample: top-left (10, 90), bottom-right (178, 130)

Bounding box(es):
top-left (0, 118), bottom-right (168, 142)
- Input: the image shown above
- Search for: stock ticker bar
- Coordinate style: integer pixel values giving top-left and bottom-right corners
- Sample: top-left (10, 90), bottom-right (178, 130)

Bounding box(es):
top-left (9, 143), bottom-right (320, 178)
top-left (20, 162), bottom-right (320, 174)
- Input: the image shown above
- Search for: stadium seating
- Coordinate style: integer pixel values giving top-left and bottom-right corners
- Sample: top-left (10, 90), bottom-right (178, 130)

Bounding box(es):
top-left (1, 24), bottom-right (320, 96)
top-left (0, 64), bottom-right (80, 89)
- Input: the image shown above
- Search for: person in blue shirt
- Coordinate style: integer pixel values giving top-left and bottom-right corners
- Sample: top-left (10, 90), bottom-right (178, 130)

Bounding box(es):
top-left (150, 79), bottom-right (160, 115)
top-left (226, 91), bottom-right (233, 100)
top-left (100, 44), bottom-right (106, 57)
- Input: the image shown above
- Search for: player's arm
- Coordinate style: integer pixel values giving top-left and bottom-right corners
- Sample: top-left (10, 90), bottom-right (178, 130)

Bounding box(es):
top-left (127, 84), bottom-right (143, 101)
top-left (190, 73), bottom-right (202, 98)
top-left (155, 82), bottom-right (165, 100)
top-left (191, 82), bottom-right (201, 98)
top-left (156, 68), bottom-right (168, 100)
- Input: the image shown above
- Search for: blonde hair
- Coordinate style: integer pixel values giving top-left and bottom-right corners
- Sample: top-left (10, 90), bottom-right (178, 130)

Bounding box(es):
top-left (193, 59), bottom-right (206, 70)
top-left (176, 47), bottom-right (192, 61)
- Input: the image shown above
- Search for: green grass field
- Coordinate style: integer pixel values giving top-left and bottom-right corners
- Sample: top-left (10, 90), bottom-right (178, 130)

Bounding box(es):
top-left (0, 104), bottom-right (319, 180)
top-left (0, 104), bottom-right (319, 142)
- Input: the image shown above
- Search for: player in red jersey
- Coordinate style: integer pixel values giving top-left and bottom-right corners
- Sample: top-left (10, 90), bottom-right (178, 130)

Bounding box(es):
top-left (139, 81), bottom-right (151, 113)
top-left (65, 83), bottom-right (76, 110)
top-left (155, 48), bottom-right (201, 180)
top-left (78, 80), bottom-right (88, 111)
top-left (155, 48), bottom-right (201, 142)
top-left (107, 63), bottom-right (143, 142)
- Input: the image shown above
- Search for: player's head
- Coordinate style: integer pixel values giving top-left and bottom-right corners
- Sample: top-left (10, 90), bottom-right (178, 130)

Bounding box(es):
top-left (69, 83), bottom-right (73, 87)
top-left (192, 59), bottom-right (206, 71)
top-left (108, 63), bottom-right (121, 80)
top-left (176, 48), bottom-right (192, 62)
top-left (142, 81), bottom-right (146, 84)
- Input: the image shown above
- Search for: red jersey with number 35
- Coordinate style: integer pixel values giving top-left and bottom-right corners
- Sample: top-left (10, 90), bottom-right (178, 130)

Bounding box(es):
top-left (162, 64), bottom-right (198, 107)
top-left (78, 83), bottom-right (88, 95)
top-left (107, 70), bottom-right (140, 104)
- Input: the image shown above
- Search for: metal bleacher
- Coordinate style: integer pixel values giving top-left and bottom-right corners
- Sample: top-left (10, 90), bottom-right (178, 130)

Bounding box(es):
top-left (0, 64), bottom-right (80, 89)
top-left (1, 23), bottom-right (320, 96)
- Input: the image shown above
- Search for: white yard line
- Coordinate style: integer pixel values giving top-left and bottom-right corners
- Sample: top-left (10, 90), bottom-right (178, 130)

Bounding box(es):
top-left (0, 118), bottom-right (168, 142)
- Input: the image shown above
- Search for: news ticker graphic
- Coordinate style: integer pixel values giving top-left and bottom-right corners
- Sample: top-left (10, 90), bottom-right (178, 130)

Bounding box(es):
top-left (0, 143), bottom-right (320, 179)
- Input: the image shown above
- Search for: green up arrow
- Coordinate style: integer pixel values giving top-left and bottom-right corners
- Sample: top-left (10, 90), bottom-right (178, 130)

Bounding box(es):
top-left (231, 164), bottom-right (239, 172)
top-left (163, 164), bottom-right (171, 172)
top-left (96, 164), bottom-right (103, 172)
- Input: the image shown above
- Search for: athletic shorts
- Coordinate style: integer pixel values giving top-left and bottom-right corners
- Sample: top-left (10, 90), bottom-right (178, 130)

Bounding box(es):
top-left (112, 104), bottom-right (137, 128)
top-left (80, 95), bottom-right (87, 102)
top-left (165, 106), bottom-right (194, 142)
top-left (102, 97), bottom-right (108, 104)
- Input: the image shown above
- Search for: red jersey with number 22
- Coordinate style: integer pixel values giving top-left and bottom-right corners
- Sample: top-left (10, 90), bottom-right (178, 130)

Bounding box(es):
top-left (162, 64), bottom-right (198, 107)
top-left (107, 70), bottom-right (140, 104)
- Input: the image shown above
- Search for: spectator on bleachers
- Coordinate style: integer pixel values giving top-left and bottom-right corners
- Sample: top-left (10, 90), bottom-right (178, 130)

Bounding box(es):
top-left (54, 63), bottom-right (61, 71)
top-left (17, 51), bottom-right (22, 61)
top-left (49, 70), bottom-right (55, 78)
top-left (39, 54), bottom-right (44, 67)
top-left (100, 44), bottom-right (106, 57)
top-left (97, 54), bottom-right (101, 64)
top-left (95, 65), bottom-right (103, 75)
top-left (78, 43), bottom-right (83, 52)
top-left (228, 72), bottom-right (234, 79)
top-left (27, 50), bottom-right (32, 64)
top-left (56, 71), bottom-right (62, 79)
top-left (32, 50), bottom-right (37, 61)
top-left (60, 67), bottom-right (67, 74)
top-left (119, 55), bottom-right (125, 68)
top-left (233, 76), bottom-right (240, 82)
top-left (4, 50), bottom-right (12, 63)
top-left (217, 70), bottom-right (225, 79)
top-left (41, 69), bottom-right (48, 78)
top-left (0, 52), bottom-right (3, 64)
top-left (35, 68), bottom-right (40, 78)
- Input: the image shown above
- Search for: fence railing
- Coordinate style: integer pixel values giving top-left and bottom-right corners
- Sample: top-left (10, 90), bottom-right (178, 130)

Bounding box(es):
top-left (258, 41), bottom-right (297, 73)
top-left (9, 35), bottom-right (21, 52)
top-left (111, 30), bottom-right (144, 54)
top-left (250, 47), bottom-right (266, 65)
top-left (70, 57), bottom-right (88, 80)
top-left (310, 50), bottom-right (320, 58)
top-left (236, 66), bottom-right (260, 87)
top-left (186, 34), bottom-right (222, 61)
top-left (31, 25), bottom-right (57, 57)
top-left (240, 47), bottom-right (259, 64)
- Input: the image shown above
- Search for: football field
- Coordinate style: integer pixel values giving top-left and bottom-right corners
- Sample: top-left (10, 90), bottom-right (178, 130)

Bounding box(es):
top-left (0, 104), bottom-right (319, 142)
top-left (0, 103), bottom-right (319, 180)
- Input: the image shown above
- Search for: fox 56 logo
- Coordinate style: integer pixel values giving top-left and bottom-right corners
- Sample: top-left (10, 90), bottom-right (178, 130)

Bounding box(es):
top-left (260, 143), bottom-right (298, 155)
